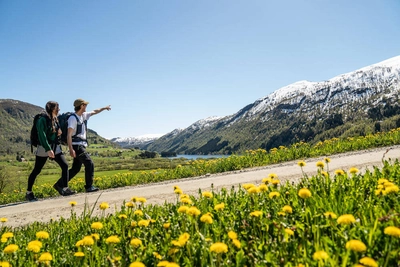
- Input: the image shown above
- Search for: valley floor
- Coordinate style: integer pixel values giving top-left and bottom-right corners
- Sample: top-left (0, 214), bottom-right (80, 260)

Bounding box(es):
top-left (1, 145), bottom-right (399, 228)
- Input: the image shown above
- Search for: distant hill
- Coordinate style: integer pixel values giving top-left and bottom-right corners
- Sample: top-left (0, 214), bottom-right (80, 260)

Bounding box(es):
top-left (139, 55), bottom-right (400, 154)
top-left (0, 99), bottom-right (117, 156)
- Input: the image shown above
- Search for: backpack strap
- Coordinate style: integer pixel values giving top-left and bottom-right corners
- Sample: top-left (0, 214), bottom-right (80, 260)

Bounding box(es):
top-left (70, 113), bottom-right (88, 143)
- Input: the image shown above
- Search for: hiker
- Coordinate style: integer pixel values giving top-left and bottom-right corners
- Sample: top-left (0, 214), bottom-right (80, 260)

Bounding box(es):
top-left (26, 101), bottom-right (75, 202)
top-left (54, 99), bottom-right (111, 193)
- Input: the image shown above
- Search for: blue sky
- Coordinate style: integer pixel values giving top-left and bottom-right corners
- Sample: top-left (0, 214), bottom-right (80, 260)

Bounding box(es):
top-left (1, 0), bottom-right (399, 139)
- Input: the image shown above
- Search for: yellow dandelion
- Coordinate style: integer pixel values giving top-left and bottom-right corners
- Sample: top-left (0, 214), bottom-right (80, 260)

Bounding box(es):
top-left (262, 177), bottom-right (272, 184)
top-left (173, 185), bottom-right (181, 190)
top-left (297, 160), bottom-right (306, 167)
top-left (105, 235), bottom-right (120, 244)
top-left (242, 183), bottom-right (255, 190)
top-left (334, 169), bottom-right (345, 175)
top-left (74, 252), bottom-right (85, 257)
top-left (259, 184), bottom-right (268, 192)
top-left (269, 191), bottom-right (280, 199)
top-left (277, 211), bottom-right (286, 216)
top-left (69, 201), bottom-right (77, 206)
top-left (268, 173), bottom-right (278, 179)
top-left (337, 214), bottom-right (356, 225)
top-left (137, 197), bottom-right (147, 203)
top-left (316, 161), bottom-right (325, 168)
top-left (134, 210), bottom-right (144, 216)
top-left (186, 206), bottom-right (201, 217)
top-left (359, 257), bottom-right (378, 267)
top-left (214, 203), bottom-right (225, 211)
top-left (125, 202), bottom-right (135, 208)
top-left (180, 198), bottom-right (192, 204)
top-left (99, 202), bottom-right (109, 210)
top-left (228, 231), bottom-right (237, 240)
top-left (36, 231), bottom-right (49, 239)
top-left (0, 261), bottom-right (10, 267)
top-left (163, 222), bottom-right (171, 229)
top-left (91, 233), bottom-right (100, 240)
top-left (321, 171), bottom-right (329, 177)
top-left (91, 222), bottom-right (104, 230)
top-left (271, 179), bottom-right (280, 185)
top-left (378, 178), bottom-right (389, 184)
top-left (3, 244), bottom-right (18, 254)
top-left (165, 263), bottom-right (180, 267)
top-left (27, 240), bottom-right (42, 253)
top-left (153, 251), bottom-right (162, 260)
top-left (250, 211), bottom-right (263, 217)
top-left (118, 214), bottom-right (127, 219)
top-left (174, 188), bottom-right (183, 194)
top-left (282, 205), bottom-right (293, 213)
top-left (129, 262), bottom-right (145, 267)
top-left (178, 206), bottom-right (189, 213)
top-left (312, 250), bottom-right (329, 260)
top-left (247, 186), bottom-right (260, 194)
top-left (324, 157), bottom-right (331, 163)
top-left (298, 188), bottom-right (312, 199)
top-left (81, 236), bottom-right (95, 246)
top-left (138, 220), bottom-right (150, 227)
top-left (200, 214), bottom-right (213, 224)
top-left (0, 218), bottom-right (8, 222)
top-left (345, 239), bottom-right (367, 252)
top-left (38, 252), bottom-right (53, 262)
top-left (284, 228), bottom-right (294, 236)
top-left (384, 226), bottom-right (400, 237)
top-left (2, 232), bottom-right (13, 239)
top-left (157, 261), bottom-right (170, 267)
top-left (349, 167), bottom-right (359, 174)
top-left (384, 185), bottom-right (399, 194)
top-left (324, 212), bottom-right (337, 219)
top-left (232, 239), bottom-right (241, 248)
top-left (131, 221), bottom-right (137, 227)
top-left (202, 191), bottom-right (213, 198)
top-left (130, 238), bottom-right (142, 248)
top-left (210, 242), bottom-right (228, 254)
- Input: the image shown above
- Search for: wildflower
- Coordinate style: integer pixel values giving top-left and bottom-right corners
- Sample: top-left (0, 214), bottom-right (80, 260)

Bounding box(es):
top-left (0, 238), bottom-right (6, 243)
top-left (131, 221), bottom-right (137, 227)
top-left (259, 184), bottom-right (268, 191)
top-left (324, 157), bottom-right (331, 163)
top-left (334, 169), bottom-right (345, 175)
top-left (210, 242), bottom-right (228, 254)
top-left (378, 178), bottom-right (389, 184)
top-left (200, 214), bottom-right (213, 224)
top-left (312, 250), bottom-right (329, 260)
top-left (74, 252), bottom-right (85, 257)
top-left (228, 231), bottom-right (237, 240)
top-left (384, 226), bottom-right (400, 237)
top-left (125, 202), bottom-right (135, 208)
top-left (178, 206), bottom-right (189, 213)
top-left (129, 262), bottom-right (145, 267)
top-left (298, 188), bottom-right (312, 199)
top-left (321, 171), bottom-right (329, 177)
top-left (38, 252), bottom-right (53, 262)
top-left (345, 240), bottom-right (367, 252)
top-left (130, 238), bottom-right (142, 248)
top-left (75, 240), bottom-right (83, 247)
top-left (81, 236), bottom-right (95, 246)
top-left (163, 222), bottom-right (171, 229)
top-left (186, 206), bottom-right (201, 217)
top-left (27, 240), bottom-right (42, 253)
top-left (250, 211), bottom-right (263, 217)
top-left (214, 203), bottom-right (225, 211)
top-left (324, 212), bottom-right (337, 219)
top-left (0, 262), bottom-right (10, 267)
top-left (268, 173), bottom-right (278, 179)
top-left (174, 188), bottom-right (183, 194)
top-left (0, 218), bottom-right (7, 222)
top-left (69, 201), bottom-right (77, 206)
top-left (91, 222), bottom-right (104, 230)
top-left (153, 251), bottom-right (162, 259)
top-left (269, 191), bottom-right (280, 199)
top-left (173, 185), bottom-right (181, 190)
top-left (316, 161), bottom-right (325, 168)
top-left (282, 205), bottom-right (293, 213)
top-left (118, 214), bottom-right (127, 219)
top-left (349, 167), bottom-right (359, 174)
top-left (232, 239), bottom-right (241, 248)
top-left (2, 232), bottom-right (13, 239)
top-left (157, 261), bottom-right (170, 267)
top-left (137, 197), bottom-right (147, 203)
top-left (180, 197), bottom-right (192, 204)
top-left (138, 220), bottom-right (150, 227)
top-left (134, 210), bottom-right (144, 216)
top-left (337, 214), bottom-right (356, 225)
top-left (131, 197), bottom-right (138, 202)
top-left (247, 186), bottom-right (260, 194)
top-left (359, 257), bottom-right (378, 267)
top-left (284, 228), bottom-right (294, 236)
top-left (91, 233), bottom-right (100, 240)
top-left (36, 231), bottom-right (49, 239)
top-left (105, 235), bottom-right (120, 244)
top-left (262, 177), bottom-right (272, 184)
top-left (271, 179), bottom-right (280, 185)
top-left (383, 185), bottom-right (399, 194)
top-left (277, 211), bottom-right (286, 216)
top-left (165, 263), bottom-right (180, 267)
top-left (242, 183), bottom-right (255, 190)
top-left (3, 244), bottom-right (18, 254)
top-left (99, 202), bottom-right (109, 210)
top-left (297, 160), bottom-right (306, 167)
top-left (202, 191), bottom-right (213, 198)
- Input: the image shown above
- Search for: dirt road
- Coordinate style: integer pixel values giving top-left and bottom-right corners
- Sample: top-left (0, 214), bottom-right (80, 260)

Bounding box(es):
top-left (1, 146), bottom-right (398, 228)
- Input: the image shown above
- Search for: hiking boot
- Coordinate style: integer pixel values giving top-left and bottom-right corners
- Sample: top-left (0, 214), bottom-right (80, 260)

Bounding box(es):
top-left (85, 185), bottom-right (99, 193)
top-left (61, 187), bottom-right (76, 196)
top-left (26, 192), bottom-right (38, 202)
top-left (53, 183), bottom-right (63, 195)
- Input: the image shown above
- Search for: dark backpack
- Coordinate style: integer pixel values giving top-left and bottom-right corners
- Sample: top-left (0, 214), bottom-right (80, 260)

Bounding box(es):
top-left (30, 111), bottom-right (51, 152)
top-left (58, 112), bottom-right (87, 145)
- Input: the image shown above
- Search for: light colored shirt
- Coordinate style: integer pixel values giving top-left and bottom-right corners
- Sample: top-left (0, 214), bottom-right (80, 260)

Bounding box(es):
top-left (68, 112), bottom-right (92, 147)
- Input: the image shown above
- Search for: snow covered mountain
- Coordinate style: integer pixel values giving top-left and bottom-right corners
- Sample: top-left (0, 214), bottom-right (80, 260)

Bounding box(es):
top-left (110, 134), bottom-right (164, 149)
top-left (118, 55), bottom-right (400, 153)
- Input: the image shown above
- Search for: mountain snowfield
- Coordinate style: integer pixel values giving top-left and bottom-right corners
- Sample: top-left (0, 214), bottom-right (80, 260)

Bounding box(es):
top-left (113, 55), bottom-right (400, 148)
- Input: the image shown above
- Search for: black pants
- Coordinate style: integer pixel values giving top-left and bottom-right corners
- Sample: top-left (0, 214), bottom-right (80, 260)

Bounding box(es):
top-left (27, 153), bottom-right (69, 191)
top-left (56, 145), bottom-right (94, 189)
